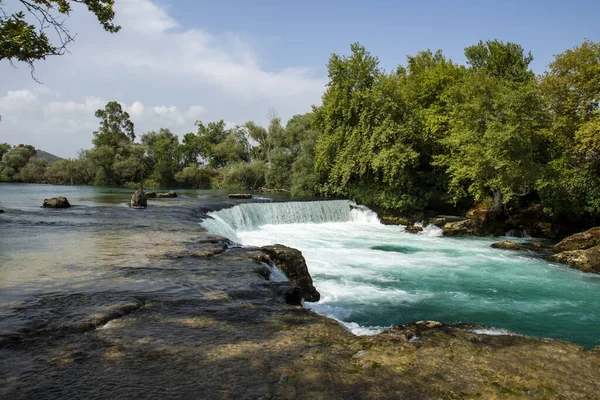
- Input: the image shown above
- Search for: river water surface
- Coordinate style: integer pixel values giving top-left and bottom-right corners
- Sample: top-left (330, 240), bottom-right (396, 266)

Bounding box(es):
top-left (2, 183), bottom-right (599, 350)
top-left (202, 200), bottom-right (600, 348)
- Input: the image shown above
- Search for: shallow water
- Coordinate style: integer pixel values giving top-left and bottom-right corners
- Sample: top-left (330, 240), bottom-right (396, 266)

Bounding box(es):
top-left (203, 201), bottom-right (600, 348)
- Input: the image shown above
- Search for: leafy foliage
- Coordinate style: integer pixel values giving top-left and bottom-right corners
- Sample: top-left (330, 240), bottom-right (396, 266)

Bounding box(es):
top-left (0, 0), bottom-right (119, 72)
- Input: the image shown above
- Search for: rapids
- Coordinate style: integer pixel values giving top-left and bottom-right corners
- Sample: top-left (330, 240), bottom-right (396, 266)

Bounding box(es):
top-left (201, 199), bottom-right (600, 348)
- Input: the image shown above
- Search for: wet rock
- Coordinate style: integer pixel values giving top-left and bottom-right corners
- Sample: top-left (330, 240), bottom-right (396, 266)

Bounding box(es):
top-left (443, 219), bottom-right (482, 236)
top-left (468, 202), bottom-right (506, 236)
top-left (553, 227), bottom-right (600, 252)
top-left (228, 194), bottom-right (252, 199)
top-left (380, 216), bottom-right (411, 226)
top-left (427, 217), bottom-right (447, 228)
top-left (43, 196), bottom-right (71, 208)
top-left (405, 225), bottom-right (423, 234)
top-left (130, 189), bottom-right (147, 209)
top-left (256, 187), bottom-right (288, 193)
top-left (145, 190), bottom-right (178, 198)
top-left (260, 244), bottom-right (320, 302)
top-left (491, 240), bottom-right (520, 250)
top-left (0, 209), bottom-right (4, 214)
top-left (549, 245), bottom-right (600, 273)
top-left (415, 320), bottom-right (443, 329)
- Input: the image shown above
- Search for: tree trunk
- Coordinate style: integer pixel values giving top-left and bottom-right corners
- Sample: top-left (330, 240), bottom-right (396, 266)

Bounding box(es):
top-left (491, 188), bottom-right (504, 215)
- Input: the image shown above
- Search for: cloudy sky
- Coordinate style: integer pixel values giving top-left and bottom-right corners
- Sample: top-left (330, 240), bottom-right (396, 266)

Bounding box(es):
top-left (1, 0), bottom-right (598, 157)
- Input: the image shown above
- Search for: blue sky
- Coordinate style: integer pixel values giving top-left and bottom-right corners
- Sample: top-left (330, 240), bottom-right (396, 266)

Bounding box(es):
top-left (0, 0), bottom-right (598, 157)
top-left (167, 0), bottom-right (599, 72)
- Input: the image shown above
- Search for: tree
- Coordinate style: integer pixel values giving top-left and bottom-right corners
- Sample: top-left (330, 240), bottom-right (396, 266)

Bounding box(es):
top-left (175, 163), bottom-right (213, 189)
top-left (435, 40), bottom-right (546, 213)
top-left (219, 161), bottom-right (267, 190)
top-left (140, 128), bottom-right (181, 186)
top-left (45, 158), bottom-right (89, 184)
top-left (0, 143), bottom-right (11, 160)
top-left (0, 144), bottom-right (36, 180)
top-left (538, 40), bottom-right (600, 219)
top-left (0, 0), bottom-right (120, 73)
top-left (93, 101), bottom-right (135, 149)
top-left (18, 158), bottom-right (47, 182)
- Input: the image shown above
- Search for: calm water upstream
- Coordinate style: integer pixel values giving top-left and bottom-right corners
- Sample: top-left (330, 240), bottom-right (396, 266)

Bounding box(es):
top-left (1, 183), bottom-right (599, 349)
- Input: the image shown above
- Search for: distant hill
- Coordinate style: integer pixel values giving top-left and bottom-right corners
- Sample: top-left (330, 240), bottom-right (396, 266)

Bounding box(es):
top-left (34, 150), bottom-right (63, 165)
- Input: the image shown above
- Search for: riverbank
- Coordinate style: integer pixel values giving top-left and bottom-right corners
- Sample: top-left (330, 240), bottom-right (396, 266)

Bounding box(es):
top-left (1, 191), bottom-right (598, 399)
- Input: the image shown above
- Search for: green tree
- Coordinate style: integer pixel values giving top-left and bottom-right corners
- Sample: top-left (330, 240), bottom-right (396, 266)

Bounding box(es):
top-left (0, 144), bottom-right (36, 181)
top-left (219, 161), bottom-right (267, 190)
top-left (141, 129), bottom-right (180, 187)
top-left (17, 158), bottom-right (47, 182)
top-left (93, 101), bottom-right (135, 149)
top-left (0, 143), bottom-right (11, 160)
top-left (211, 127), bottom-right (250, 168)
top-left (45, 158), bottom-right (89, 184)
top-left (0, 0), bottom-right (119, 71)
top-left (80, 145), bottom-right (115, 185)
top-left (175, 163), bottom-right (213, 189)
top-left (538, 40), bottom-right (600, 219)
top-left (313, 43), bottom-right (461, 212)
top-left (434, 40), bottom-right (546, 213)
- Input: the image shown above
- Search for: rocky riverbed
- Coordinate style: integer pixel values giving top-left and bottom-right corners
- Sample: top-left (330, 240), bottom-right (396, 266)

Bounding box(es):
top-left (1, 197), bottom-right (599, 399)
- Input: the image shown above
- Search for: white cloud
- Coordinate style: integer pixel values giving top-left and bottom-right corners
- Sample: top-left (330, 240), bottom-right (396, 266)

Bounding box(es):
top-left (0, 90), bottom-right (208, 156)
top-left (0, 0), bottom-right (325, 157)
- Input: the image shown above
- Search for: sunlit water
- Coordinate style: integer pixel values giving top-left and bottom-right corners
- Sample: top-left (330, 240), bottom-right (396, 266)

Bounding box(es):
top-left (202, 200), bottom-right (600, 347)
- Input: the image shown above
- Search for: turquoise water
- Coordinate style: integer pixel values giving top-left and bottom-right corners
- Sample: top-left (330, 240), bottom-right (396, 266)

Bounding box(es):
top-left (203, 201), bottom-right (600, 348)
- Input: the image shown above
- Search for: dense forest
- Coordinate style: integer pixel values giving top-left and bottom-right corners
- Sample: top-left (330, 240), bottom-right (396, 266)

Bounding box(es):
top-left (2, 39), bottom-right (599, 223)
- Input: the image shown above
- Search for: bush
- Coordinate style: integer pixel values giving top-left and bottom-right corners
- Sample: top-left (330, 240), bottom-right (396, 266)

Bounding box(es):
top-left (219, 161), bottom-right (267, 190)
top-left (175, 163), bottom-right (213, 189)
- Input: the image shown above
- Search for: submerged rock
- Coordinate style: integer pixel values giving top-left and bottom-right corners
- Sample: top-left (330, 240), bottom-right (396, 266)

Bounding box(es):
top-left (43, 196), bottom-right (71, 208)
top-left (228, 193), bottom-right (252, 199)
top-left (553, 227), bottom-right (600, 252)
top-left (130, 189), bottom-right (147, 209)
top-left (405, 225), bottom-right (423, 234)
top-left (260, 244), bottom-right (320, 302)
top-left (549, 246), bottom-right (600, 273)
top-left (491, 240), bottom-right (521, 250)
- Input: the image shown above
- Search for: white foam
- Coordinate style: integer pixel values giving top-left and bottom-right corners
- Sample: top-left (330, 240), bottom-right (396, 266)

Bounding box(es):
top-left (472, 328), bottom-right (516, 336)
top-left (421, 224), bottom-right (443, 237)
top-left (340, 321), bottom-right (386, 336)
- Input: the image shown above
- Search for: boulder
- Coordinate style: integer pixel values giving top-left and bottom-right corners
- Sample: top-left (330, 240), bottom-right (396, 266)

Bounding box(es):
top-left (380, 216), bottom-right (411, 226)
top-left (549, 246), bottom-right (600, 273)
top-left (405, 225), bottom-right (423, 234)
top-left (130, 189), bottom-right (147, 209)
top-left (553, 227), bottom-right (600, 252)
top-left (464, 201), bottom-right (505, 236)
top-left (145, 191), bottom-right (177, 199)
top-left (43, 196), bottom-right (70, 208)
top-left (228, 194), bottom-right (252, 199)
top-left (442, 219), bottom-right (482, 236)
top-left (0, 209), bottom-right (4, 214)
top-left (491, 240), bottom-right (520, 250)
top-left (260, 244), bottom-right (320, 302)
top-left (156, 190), bottom-right (177, 198)
top-left (427, 217), bottom-right (447, 228)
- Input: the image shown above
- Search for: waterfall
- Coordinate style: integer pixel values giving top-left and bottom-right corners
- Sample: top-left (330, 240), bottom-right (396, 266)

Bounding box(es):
top-left (200, 200), bottom-right (380, 241)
